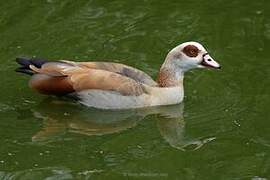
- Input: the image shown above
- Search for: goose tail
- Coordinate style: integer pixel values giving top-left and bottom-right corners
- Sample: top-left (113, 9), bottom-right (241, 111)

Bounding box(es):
top-left (15, 57), bottom-right (48, 75)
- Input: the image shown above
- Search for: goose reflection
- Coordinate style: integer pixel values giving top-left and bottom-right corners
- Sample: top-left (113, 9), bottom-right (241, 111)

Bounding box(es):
top-left (31, 98), bottom-right (215, 150)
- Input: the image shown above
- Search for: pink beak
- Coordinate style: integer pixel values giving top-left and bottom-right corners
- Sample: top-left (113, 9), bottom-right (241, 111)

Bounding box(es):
top-left (201, 53), bottom-right (221, 69)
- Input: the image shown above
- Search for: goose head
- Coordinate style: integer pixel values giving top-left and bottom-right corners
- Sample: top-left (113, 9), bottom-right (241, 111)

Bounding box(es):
top-left (158, 42), bottom-right (221, 87)
top-left (163, 42), bottom-right (221, 72)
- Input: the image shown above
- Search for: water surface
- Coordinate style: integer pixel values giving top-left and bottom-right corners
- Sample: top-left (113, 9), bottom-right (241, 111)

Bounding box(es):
top-left (0, 0), bottom-right (269, 179)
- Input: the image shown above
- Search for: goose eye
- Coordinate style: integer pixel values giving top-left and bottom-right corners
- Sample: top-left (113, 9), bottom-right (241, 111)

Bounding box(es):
top-left (183, 45), bottom-right (199, 57)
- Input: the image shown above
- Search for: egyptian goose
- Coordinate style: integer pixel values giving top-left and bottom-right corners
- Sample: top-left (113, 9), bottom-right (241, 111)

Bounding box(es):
top-left (16, 42), bottom-right (221, 109)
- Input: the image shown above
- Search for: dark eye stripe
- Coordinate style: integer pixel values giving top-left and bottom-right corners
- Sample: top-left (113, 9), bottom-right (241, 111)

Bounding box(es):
top-left (183, 45), bottom-right (199, 57)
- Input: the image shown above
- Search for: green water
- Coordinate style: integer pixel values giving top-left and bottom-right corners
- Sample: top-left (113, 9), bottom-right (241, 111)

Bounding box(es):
top-left (0, 0), bottom-right (269, 179)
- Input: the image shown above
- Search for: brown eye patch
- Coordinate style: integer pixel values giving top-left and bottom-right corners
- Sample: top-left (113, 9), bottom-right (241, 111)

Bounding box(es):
top-left (183, 45), bottom-right (199, 57)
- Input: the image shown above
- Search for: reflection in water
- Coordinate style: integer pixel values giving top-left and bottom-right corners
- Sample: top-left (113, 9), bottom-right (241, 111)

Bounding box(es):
top-left (31, 98), bottom-right (215, 151)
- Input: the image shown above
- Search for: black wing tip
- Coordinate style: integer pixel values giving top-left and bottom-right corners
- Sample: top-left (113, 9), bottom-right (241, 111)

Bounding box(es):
top-left (16, 57), bottom-right (49, 68)
top-left (16, 57), bottom-right (31, 66)
top-left (15, 67), bottom-right (34, 75)
top-left (15, 57), bottom-right (50, 76)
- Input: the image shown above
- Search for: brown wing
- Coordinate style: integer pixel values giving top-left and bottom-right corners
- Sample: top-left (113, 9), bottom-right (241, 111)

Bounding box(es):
top-left (29, 74), bottom-right (74, 95)
top-left (61, 61), bottom-right (157, 87)
top-left (29, 61), bottom-right (147, 96)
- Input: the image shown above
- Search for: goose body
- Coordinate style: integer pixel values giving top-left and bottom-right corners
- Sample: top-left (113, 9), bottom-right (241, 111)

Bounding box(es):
top-left (16, 42), bottom-right (221, 109)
